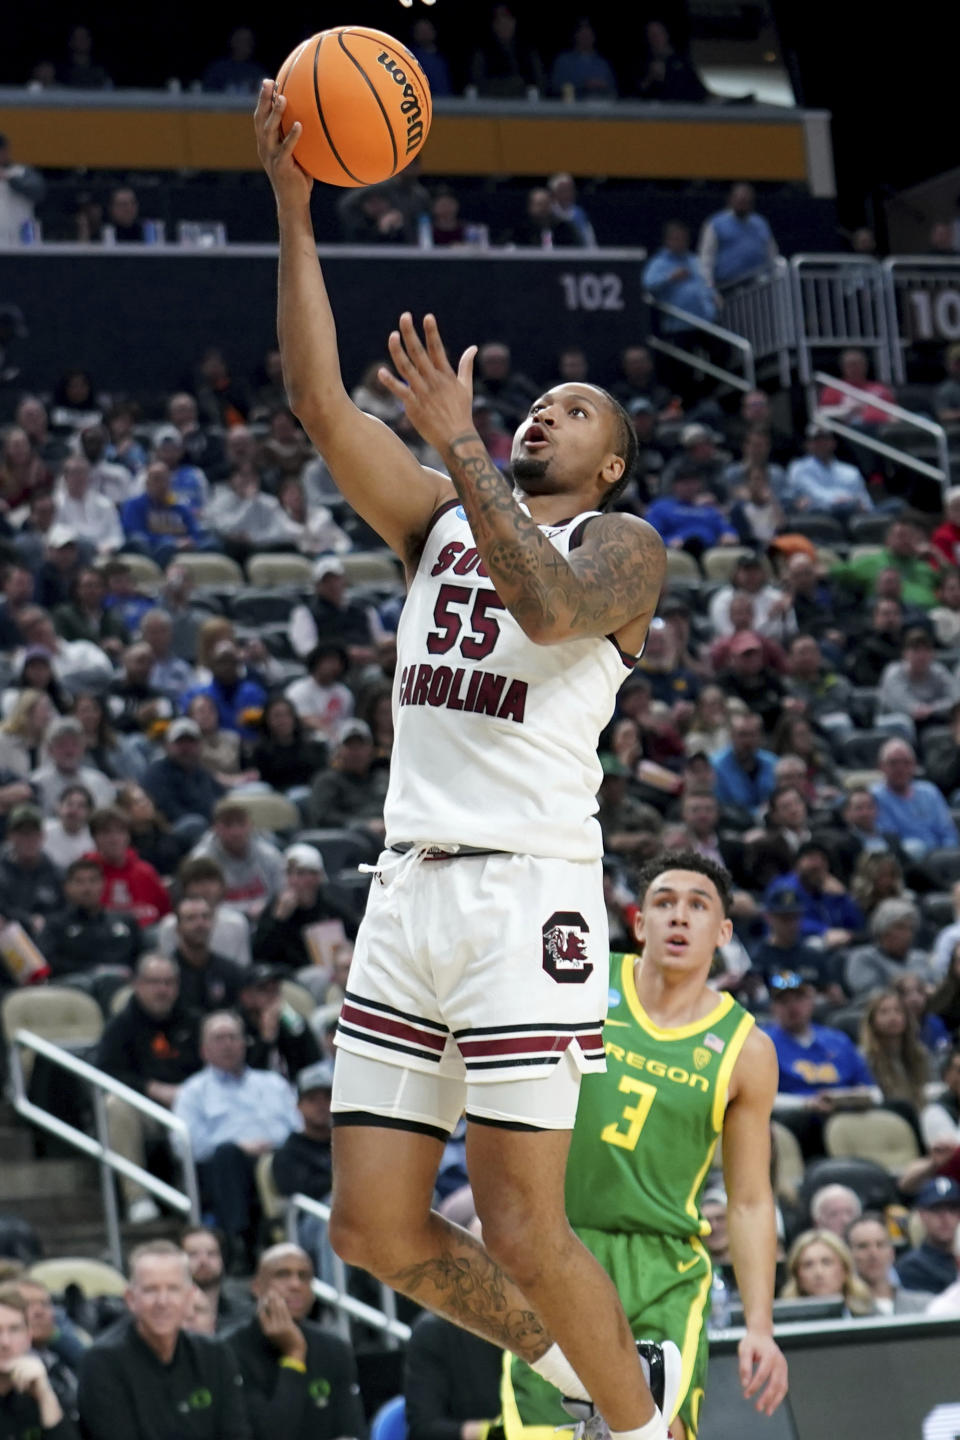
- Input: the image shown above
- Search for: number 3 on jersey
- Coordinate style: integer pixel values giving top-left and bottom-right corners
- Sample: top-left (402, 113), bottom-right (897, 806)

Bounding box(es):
top-left (427, 583), bottom-right (506, 661)
top-left (601, 1074), bottom-right (658, 1151)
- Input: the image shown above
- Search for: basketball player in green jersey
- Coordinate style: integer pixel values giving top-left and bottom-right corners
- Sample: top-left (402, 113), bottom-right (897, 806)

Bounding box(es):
top-left (503, 852), bottom-right (788, 1440)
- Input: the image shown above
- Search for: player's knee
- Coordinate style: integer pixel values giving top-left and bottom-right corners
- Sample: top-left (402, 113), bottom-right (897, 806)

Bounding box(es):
top-left (478, 1198), bottom-right (566, 1287)
top-left (328, 1199), bottom-right (417, 1277)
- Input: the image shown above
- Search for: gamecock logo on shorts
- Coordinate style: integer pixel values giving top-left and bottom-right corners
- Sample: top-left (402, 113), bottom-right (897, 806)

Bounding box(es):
top-left (542, 911), bottom-right (593, 984)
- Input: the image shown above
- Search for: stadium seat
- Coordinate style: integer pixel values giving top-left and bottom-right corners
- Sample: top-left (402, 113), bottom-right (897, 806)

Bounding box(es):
top-left (230, 591), bottom-right (303, 628)
top-left (771, 1120), bottom-right (804, 1204)
top-left (848, 688), bottom-right (879, 728)
top-left (108, 984), bottom-right (133, 1016)
top-left (848, 515), bottom-right (896, 546)
top-left (255, 1151), bottom-right (286, 1239)
top-left (840, 769), bottom-right (882, 792)
top-left (28, 1257), bottom-right (127, 1298)
top-left (2, 988), bottom-right (104, 1082)
top-left (370, 1396), bottom-right (407, 1440)
top-left (340, 551), bottom-right (402, 586)
top-left (294, 828), bottom-right (381, 874)
top-left (281, 979), bottom-right (318, 1021)
top-left (824, 1110), bottom-right (921, 1174)
top-left (922, 848), bottom-right (960, 891)
top-left (247, 555), bottom-right (314, 589)
top-left (921, 892), bottom-right (955, 929)
top-left (796, 1155), bottom-right (898, 1221)
top-left (233, 792), bottom-right (301, 834)
top-left (665, 549), bottom-right (700, 583)
top-left (170, 553), bottom-right (244, 587)
top-left (838, 730), bottom-right (890, 769)
top-left (702, 547), bottom-right (766, 582)
top-left (108, 554), bottom-right (163, 591)
top-left (783, 514), bottom-right (848, 545)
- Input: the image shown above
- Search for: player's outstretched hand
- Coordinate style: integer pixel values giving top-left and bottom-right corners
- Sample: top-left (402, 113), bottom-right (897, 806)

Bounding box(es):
top-left (254, 81), bottom-right (313, 207)
top-left (379, 313), bottom-right (477, 454)
top-left (738, 1331), bottom-right (788, 1415)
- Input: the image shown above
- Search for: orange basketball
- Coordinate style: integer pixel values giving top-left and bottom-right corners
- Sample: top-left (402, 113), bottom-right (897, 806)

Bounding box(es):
top-left (276, 26), bottom-right (433, 188)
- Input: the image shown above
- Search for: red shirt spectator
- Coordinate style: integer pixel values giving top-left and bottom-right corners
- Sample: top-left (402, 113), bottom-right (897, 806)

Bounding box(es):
top-left (86, 806), bottom-right (171, 927)
top-left (819, 348), bottom-right (895, 428)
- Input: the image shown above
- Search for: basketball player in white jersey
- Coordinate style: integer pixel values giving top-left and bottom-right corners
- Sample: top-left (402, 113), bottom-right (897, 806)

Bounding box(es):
top-left (256, 85), bottom-right (676, 1440)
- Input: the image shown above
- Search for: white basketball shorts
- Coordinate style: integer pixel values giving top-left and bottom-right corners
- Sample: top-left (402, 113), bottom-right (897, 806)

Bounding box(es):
top-left (332, 846), bottom-right (609, 1132)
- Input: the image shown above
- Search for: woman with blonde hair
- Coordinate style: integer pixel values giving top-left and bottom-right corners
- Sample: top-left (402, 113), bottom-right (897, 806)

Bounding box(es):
top-left (780, 1229), bottom-right (875, 1316)
top-left (858, 988), bottom-right (928, 1114)
top-left (0, 688), bottom-right (54, 775)
top-left (851, 850), bottom-right (913, 918)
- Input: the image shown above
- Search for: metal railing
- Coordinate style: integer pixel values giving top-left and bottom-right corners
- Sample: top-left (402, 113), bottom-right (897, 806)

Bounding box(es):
top-left (9, 1029), bottom-right (200, 1270)
top-left (809, 370), bottom-right (950, 496)
top-left (643, 296), bottom-right (756, 393)
top-left (285, 1192), bottom-right (410, 1347)
top-left (883, 255), bottom-right (960, 385)
top-left (790, 254), bottom-right (895, 385)
top-left (719, 259), bottom-right (795, 389)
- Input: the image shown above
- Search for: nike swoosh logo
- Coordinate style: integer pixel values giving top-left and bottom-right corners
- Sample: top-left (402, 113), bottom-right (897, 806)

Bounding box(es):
top-left (677, 1255), bottom-right (701, 1273)
top-left (605, 1018), bottom-right (632, 1028)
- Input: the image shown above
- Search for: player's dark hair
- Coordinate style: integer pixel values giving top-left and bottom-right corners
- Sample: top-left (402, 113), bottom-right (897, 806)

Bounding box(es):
top-left (596, 387), bottom-right (639, 511)
top-left (634, 849), bottom-right (733, 917)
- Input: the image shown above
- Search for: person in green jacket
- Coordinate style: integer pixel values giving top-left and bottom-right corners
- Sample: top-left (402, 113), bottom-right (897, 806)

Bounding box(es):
top-left (832, 518), bottom-right (940, 610)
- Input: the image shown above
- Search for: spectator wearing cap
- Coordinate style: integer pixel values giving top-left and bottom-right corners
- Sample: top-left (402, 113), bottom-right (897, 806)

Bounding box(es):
top-left (253, 845), bottom-right (358, 973)
top-left (238, 965), bottom-right (320, 1081)
top-left (120, 462), bottom-right (217, 568)
top-left (642, 220), bottom-right (718, 335)
top-left (717, 631), bottom-right (787, 735)
top-left (833, 518), bottom-right (940, 611)
top-left (845, 1214), bottom-right (933, 1315)
top-left (661, 422), bottom-right (730, 499)
top-left (181, 641), bottom-right (266, 741)
top-left (42, 855), bottom-right (141, 980)
top-left (150, 426), bottom-right (210, 518)
top-left (174, 1011), bottom-right (301, 1270)
top-left (785, 425), bottom-right (874, 517)
top-left (765, 842), bottom-right (864, 950)
top-left (872, 738), bottom-right (958, 858)
top-left (645, 463), bottom-right (737, 560)
top-left (86, 806), bottom-right (171, 928)
top-left (190, 800), bottom-right (285, 920)
top-left (97, 953), bottom-right (200, 1225)
top-left (272, 1060), bottom-right (335, 1205)
top-left (749, 886), bottom-right (840, 998)
top-left (878, 627), bottom-right (959, 731)
top-left (284, 646), bottom-right (354, 747)
top-left (712, 710), bottom-right (778, 815)
top-left (143, 717), bottom-right (224, 846)
top-left (845, 899), bottom-right (938, 999)
top-left (289, 557), bottom-right (380, 666)
top-left (897, 1179), bottom-right (960, 1293)
top-left (763, 972), bottom-right (878, 1157)
top-left (306, 722), bottom-right (389, 837)
top-left (53, 455), bottom-right (122, 557)
top-left (34, 528), bottom-right (83, 613)
top-left (708, 553), bottom-right (796, 641)
top-left (31, 717), bottom-right (115, 816)
top-left (698, 182), bottom-right (778, 291)
top-left (0, 804), bottom-right (63, 935)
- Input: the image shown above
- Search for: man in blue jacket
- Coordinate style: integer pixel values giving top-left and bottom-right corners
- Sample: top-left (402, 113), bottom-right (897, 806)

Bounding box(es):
top-left (765, 842), bottom-right (864, 951)
top-left (121, 462), bottom-right (217, 567)
top-left (699, 182), bottom-right (778, 289)
top-left (645, 462), bottom-right (738, 558)
top-left (643, 220), bottom-right (717, 332)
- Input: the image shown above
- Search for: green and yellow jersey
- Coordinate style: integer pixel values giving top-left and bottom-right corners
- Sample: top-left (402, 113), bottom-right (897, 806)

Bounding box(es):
top-left (503, 953), bottom-right (756, 1440)
top-left (566, 951), bottom-right (756, 1241)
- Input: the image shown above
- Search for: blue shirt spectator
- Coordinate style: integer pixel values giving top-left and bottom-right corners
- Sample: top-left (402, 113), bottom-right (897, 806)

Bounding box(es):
top-left (174, 1054), bottom-right (301, 1163)
top-left (643, 221), bottom-right (718, 333)
top-left (153, 427), bottom-right (210, 517)
top-left (872, 738), bottom-right (959, 856)
top-left (766, 845), bottom-right (864, 943)
top-left (182, 641), bottom-right (266, 739)
top-left (646, 467), bottom-right (737, 555)
top-left (410, 18), bottom-right (452, 98)
top-left (786, 427), bottom-right (874, 514)
top-left (712, 712), bottom-right (778, 813)
top-left (699, 182), bottom-right (777, 289)
top-left (201, 26), bottom-right (263, 94)
top-left (764, 981), bottom-right (876, 1097)
top-left (550, 19), bottom-right (617, 98)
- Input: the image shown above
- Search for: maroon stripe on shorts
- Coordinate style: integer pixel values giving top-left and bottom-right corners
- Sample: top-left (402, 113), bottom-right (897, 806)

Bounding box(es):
top-left (339, 1003), bottom-right (448, 1053)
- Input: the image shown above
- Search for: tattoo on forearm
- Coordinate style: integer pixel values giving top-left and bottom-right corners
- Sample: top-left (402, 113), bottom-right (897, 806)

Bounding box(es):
top-left (445, 432), bottom-right (664, 639)
top-left (386, 1230), bottom-right (550, 1360)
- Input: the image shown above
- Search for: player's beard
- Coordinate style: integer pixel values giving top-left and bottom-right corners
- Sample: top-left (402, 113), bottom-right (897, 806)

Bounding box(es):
top-left (511, 456), bottom-right (551, 489)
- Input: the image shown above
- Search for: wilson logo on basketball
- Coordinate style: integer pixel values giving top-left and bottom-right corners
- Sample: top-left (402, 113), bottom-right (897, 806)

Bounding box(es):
top-left (542, 911), bottom-right (593, 984)
top-left (376, 53), bottom-right (425, 152)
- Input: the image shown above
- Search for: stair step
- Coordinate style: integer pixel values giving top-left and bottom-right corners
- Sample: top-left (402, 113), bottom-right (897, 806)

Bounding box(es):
top-left (0, 1125), bottom-right (37, 1162)
top-left (0, 1159), bottom-right (99, 1202)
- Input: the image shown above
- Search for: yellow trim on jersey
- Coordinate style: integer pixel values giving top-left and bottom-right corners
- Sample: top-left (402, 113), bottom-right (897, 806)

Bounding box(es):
top-left (500, 1352), bottom-right (555, 1440)
top-left (685, 1134), bottom-right (720, 1232)
top-left (676, 1237), bottom-right (713, 1426)
top-left (710, 1010), bottom-right (756, 1134)
top-left (620, 954), bottom-right (735, 1041)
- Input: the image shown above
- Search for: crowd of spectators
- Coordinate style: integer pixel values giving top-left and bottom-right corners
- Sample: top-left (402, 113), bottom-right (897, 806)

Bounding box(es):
top-left (0, 304), bottom-right (959, 1440)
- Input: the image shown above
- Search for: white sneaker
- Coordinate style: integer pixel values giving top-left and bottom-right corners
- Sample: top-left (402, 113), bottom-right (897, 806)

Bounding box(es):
top-left (128, 1197), bottom-right (161, 1225)
top-left (561, 1339), bottom-right (683, 1437)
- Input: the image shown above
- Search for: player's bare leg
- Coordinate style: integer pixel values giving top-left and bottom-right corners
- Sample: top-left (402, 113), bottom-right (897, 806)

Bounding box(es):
top-left (330, 1125), bottom-right (660, 1431)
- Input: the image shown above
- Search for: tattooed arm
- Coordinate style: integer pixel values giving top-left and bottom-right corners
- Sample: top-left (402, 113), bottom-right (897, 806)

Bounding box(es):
top-left (379, 313), bottom-right (666, 644)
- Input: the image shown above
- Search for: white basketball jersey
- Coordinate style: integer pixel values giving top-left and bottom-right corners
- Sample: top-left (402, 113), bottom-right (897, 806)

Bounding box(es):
top-left (384, 500), bottom-right (637, 861)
